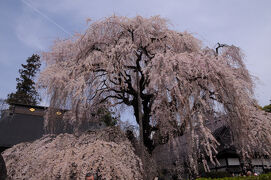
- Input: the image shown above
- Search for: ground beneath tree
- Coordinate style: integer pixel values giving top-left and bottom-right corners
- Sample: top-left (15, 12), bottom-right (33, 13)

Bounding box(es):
top-left (2, 127), bottom-right (143, 180)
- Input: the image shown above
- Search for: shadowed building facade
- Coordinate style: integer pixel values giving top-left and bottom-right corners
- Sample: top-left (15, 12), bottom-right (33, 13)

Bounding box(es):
top-left (152, 117), bottom-right (271, 177)
top-left (0, 104), bottom-right (106, 153)
top-left (0, 104), bottom-right (45, 153)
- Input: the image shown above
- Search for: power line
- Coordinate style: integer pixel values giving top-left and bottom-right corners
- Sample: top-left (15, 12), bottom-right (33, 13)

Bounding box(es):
top-left (21, 0), bottom-right (72, 36)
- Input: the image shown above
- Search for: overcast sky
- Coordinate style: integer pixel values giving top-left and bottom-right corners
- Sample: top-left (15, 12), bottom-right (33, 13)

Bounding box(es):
top-left (0, 0), bottom-right (270, 106)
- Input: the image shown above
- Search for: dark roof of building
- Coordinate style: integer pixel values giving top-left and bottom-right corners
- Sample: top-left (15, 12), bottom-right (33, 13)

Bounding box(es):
top-left (213, 126), bottom-right (238, 158)
top-left (213, 126), bottom-right (232, 145)
top-left (9, 103), bottom-right (47, 110)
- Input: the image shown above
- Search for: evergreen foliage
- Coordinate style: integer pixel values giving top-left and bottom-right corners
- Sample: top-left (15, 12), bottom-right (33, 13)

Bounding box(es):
top-left (6, 54), bottom-right (41, 105)
top-left (261, 104), bottom-right (271, 113)
top-left (97, 107), bottom-right (118, 126)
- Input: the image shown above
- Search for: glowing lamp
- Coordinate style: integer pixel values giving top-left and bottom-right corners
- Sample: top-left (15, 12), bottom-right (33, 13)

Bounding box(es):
top-left (29, 108), bottom-right (35, 112)
top-left (56, 111), bottom-right (62, 115)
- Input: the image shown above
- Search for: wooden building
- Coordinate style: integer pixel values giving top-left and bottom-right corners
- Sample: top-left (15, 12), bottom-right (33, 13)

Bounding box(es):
top-left (0, 104), bottom-right (45, 153)
top-left (0, 104), bottom-right (105, 153)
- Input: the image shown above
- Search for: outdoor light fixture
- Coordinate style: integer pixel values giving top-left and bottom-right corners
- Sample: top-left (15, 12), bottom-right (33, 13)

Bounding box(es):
top-left (56, 111), bottom-right (62, 115)
top-left (29, 108), bottom-right (36, 112)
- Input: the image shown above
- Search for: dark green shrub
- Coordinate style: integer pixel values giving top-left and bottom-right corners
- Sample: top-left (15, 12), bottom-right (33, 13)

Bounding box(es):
top-left (201, 171), bottom-right (232, 178)
top-left (197, 172), bottom-right (271, 180)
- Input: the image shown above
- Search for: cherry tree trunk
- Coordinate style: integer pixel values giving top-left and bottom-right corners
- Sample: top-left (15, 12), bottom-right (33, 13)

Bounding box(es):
top-left (136, 71), bottom-right (146, 179)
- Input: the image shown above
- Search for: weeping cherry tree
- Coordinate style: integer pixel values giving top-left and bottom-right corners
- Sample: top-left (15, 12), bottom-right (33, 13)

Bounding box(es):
top-left (38, 16), bottom-right (271, 174)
